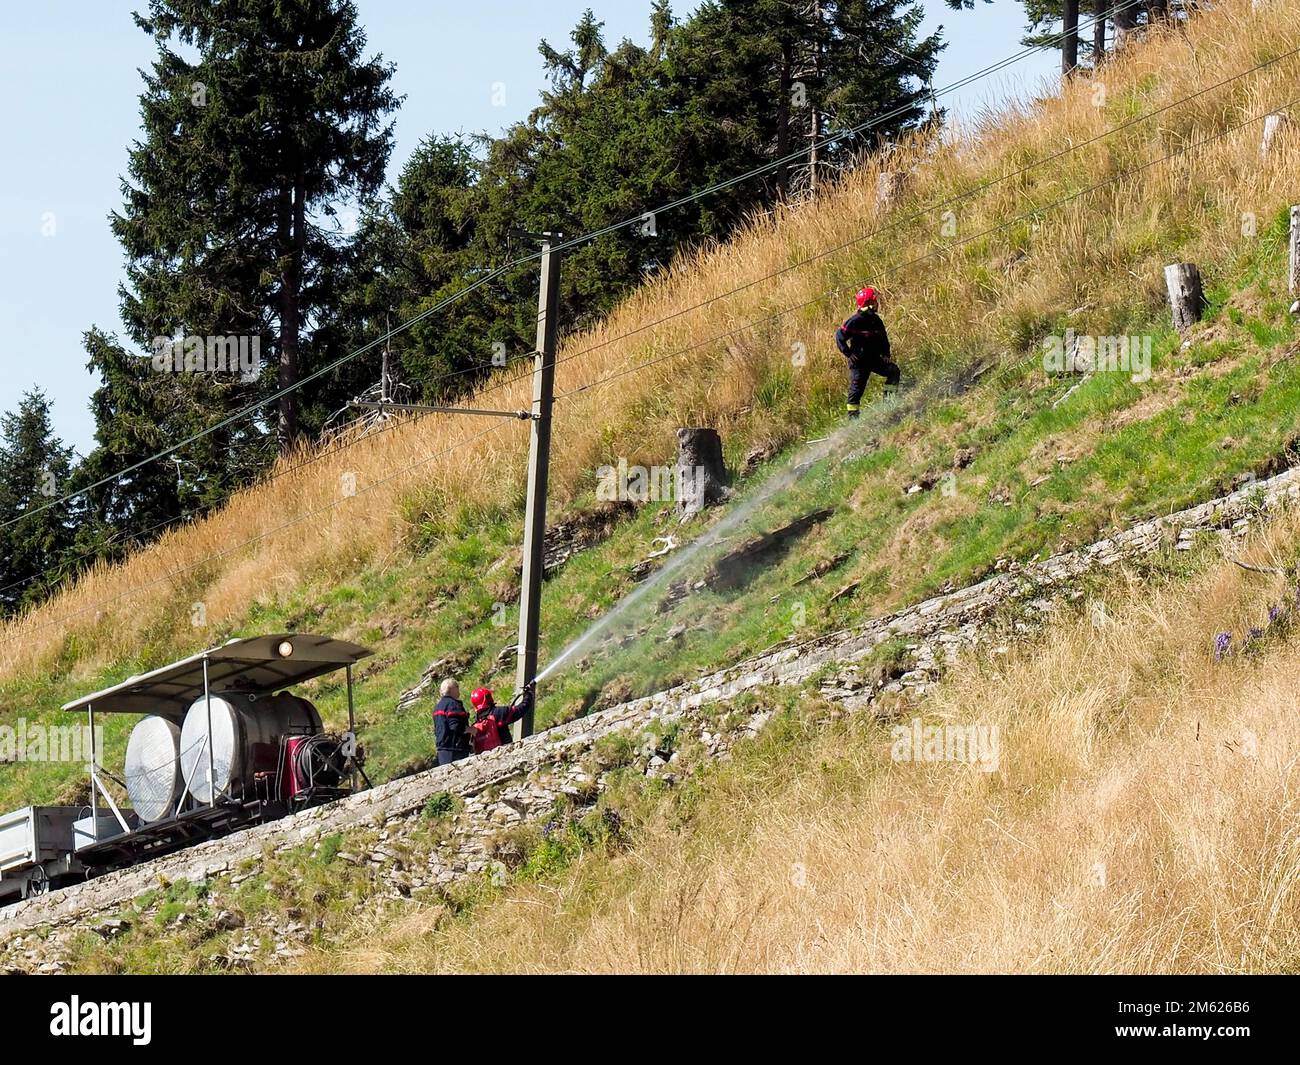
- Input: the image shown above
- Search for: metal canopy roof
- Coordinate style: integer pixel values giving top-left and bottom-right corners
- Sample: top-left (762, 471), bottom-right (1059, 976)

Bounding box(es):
top-left (62, 634), bottom-right (374, 717)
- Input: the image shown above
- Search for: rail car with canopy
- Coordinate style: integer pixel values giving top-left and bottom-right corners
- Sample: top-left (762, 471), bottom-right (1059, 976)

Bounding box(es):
top-left (0, 634), bottom-right (371, 903)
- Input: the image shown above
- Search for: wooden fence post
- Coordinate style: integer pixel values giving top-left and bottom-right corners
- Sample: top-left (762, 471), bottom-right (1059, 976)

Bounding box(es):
top-left (1289, 205), bottom-right (1299, 295)
top-left (1260, 113), bottom-right (1290, 158)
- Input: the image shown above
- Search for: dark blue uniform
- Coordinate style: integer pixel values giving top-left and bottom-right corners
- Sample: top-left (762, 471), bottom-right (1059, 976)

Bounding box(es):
top-left (836, 309), bottom-right (899, 416)
top-left (434, 694), bottom-right (471, 765)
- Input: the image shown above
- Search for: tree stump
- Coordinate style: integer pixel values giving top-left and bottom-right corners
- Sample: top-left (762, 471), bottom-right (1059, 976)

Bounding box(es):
top-left (1164, 263), bottom-right (1205, 333)
top-left (676, 427), bottom-right (730, 521)
top-left (1260, 113), bottom-right (1291, 158)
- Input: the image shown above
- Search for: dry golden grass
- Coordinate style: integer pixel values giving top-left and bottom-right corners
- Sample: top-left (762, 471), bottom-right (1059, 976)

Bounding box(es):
top-left (307, 515), bottom-right (1300, 974)
top-left (7, 1), bottom-right (1300, 681)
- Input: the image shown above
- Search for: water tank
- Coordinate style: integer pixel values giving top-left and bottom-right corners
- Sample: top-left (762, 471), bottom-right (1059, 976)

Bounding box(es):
top-left (124, 715), bottom-right (184, 823)
top-left (178, 692), bottom-right (322, 804)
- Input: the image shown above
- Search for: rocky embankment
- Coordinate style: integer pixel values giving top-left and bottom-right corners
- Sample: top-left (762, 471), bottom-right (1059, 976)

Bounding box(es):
top-left (3, 463), bottom-right (1296, 966)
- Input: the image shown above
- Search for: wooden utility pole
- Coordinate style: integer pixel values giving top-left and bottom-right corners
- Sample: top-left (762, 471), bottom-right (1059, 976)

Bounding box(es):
top-left (808, 0), bottom-right (823, 197)
top-left (512, 236), bottom-right (561, 741)
top-left (350, 235), bottom-right (561, 744)
top-left (381, 309), bottom-right (394, 405)
top-left (1289, 205), bottom-right (1300, 295)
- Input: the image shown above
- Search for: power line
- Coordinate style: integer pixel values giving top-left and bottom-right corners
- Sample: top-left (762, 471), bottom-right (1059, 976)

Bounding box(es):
top-left (2, 9), bottom-right (1271, 635)
top-left (0, 423), bottom-right (392, 604)
top-left (4, 420), bottom-right (510, 645)
top-left (537, 0), bottom-right (1151, 258)
top-left (558, 93), bottom-right (1297, 401)
top-left (0, 309), bottom-right (534, 536)
top-left (543, 42), bottom-right (1300, 379)
top-left (17, 82), bottom-right (1287, 648)
top-left (0, 0), bottom-right (1145, 538)
top-left (0, 354), bottom-right (543, 604)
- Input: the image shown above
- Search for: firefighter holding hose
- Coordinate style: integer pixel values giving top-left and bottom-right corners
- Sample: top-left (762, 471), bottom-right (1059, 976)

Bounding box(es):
top-left (835, 286), bottom-right (899, 419)
top-left (470, 681), bottom-right (536, 755)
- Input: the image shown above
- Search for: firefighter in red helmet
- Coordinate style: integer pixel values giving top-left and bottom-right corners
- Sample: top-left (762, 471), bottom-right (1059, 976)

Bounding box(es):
top-left (469, 681), bottom-right (536, 755)
top-left (834, 286), bottom-right (899, 419)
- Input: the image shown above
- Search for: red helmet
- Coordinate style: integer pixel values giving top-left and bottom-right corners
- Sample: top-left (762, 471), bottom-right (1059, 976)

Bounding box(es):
top-left (856, 286), bottom-right (878, 309)
top-left (470, 687), bottom-right (494, 712)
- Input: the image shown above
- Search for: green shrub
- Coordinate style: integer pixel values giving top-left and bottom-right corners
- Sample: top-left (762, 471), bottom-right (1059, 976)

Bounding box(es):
top-left (421, 791), bottom-right (458, 820)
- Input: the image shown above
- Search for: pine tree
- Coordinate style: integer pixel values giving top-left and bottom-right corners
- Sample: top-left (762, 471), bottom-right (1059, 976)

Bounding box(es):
top-left (111, 0), bottom-right (399, 454)
top-left (1019, 0), bottom-right (1093, 67)
top-left (465, 0), bottom-right (941, 332)
top-left (822, 1), bottom-right (945, 162)
top-left (77, 328), bottom-right (196, 554)
top-left (970, 2), bottom-right (1182, 69)
top-left (309, 135), bottom-right (486, 420)
top-left (474, 5), bottom-right (691, 328)
top-left (0, 391), bottom-right (80, 616)
top-left (675, 1), bottom-right (943, 203)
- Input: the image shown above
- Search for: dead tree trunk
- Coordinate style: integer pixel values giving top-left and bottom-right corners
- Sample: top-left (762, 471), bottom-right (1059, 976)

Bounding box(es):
top-left (380, 311), bottom-right (395, 405)
top-left (1165, 263), bottom-right (1206, 333)
top-left (277, 174), bottom-right (307, 451)
top-left (676, 427), bottom-right (730, 520)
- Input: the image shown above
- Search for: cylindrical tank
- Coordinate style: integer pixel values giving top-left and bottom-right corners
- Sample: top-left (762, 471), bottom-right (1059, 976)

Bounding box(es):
top-left (178, 692), bottom-right (322, 804)
top-left (124, 715), bottom-right (184, 822)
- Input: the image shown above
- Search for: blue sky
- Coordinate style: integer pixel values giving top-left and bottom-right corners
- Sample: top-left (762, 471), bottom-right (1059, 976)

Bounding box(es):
top-left (0, 1), bottom-right (1056, 455)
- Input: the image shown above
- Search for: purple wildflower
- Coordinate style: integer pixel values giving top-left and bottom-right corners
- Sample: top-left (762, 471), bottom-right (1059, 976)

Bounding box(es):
top-left (1214, 632), bottom-right (1232, 660)
top-left (1269, 605), bottom-right (1283, 624)
top-left (1249, 627), bottom-right (1266, 641)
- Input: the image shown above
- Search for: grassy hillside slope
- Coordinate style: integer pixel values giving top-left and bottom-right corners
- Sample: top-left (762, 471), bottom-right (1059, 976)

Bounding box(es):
top-left (289, 512), bottom-right (1300, 974)
top-left (5, 0), bottom-right (1300, 816)
top-left (49, 510), bottom-right (1300, 973)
